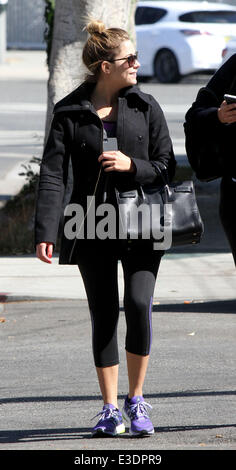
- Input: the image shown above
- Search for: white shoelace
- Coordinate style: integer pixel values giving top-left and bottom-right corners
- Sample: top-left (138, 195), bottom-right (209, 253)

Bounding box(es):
top-left (92, 408), bottom-right (119, 422)
top-left (127, 401), bottom-right (152, 419)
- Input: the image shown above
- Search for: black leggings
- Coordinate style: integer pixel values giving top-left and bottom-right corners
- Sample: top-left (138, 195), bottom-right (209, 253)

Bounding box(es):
top-left (77, 241), bottom-right (162, 367)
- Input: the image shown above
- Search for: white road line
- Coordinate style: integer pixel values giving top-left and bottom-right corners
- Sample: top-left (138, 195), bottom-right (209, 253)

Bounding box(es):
top-left (0, 102), bottom-right (191, 114)
top-left (0, 132), bottom-right (187, 157)
top-left (0, 103), bottom-right (46, 113)
top-left (161, 104), bottom-right (190, 114)
top-left (0, 131), bottom-right (44, 155)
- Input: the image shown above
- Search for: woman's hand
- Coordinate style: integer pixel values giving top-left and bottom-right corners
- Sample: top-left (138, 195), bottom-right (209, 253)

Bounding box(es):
top-left (36, 242), bottom-right (53, 264)
top-left (218, 100), bottom-right (236, 124)
top-left (98, 151), bottom-right (135, 172)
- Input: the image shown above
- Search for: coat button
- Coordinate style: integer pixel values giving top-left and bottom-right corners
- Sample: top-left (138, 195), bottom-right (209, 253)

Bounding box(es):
top-left (138, 135), bottom-right (143, 141)
top-left (81, 141), bottom-right (86, 148)
top-left (135, 108), bottom-right (138, 113)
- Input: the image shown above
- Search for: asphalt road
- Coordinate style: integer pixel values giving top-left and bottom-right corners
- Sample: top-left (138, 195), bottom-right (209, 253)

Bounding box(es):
top-left (0, 79), bottom-right (46, 197)
top-left (1, 299), bottom-right (235, 451)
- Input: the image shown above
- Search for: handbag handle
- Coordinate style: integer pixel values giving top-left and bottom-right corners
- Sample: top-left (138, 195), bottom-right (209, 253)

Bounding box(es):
top-left (151, 162), bottom-right (172, 202)
top-left (151, 161), bottom-right (169, 185)
top-left (113, 162), bottom-right (171, 204)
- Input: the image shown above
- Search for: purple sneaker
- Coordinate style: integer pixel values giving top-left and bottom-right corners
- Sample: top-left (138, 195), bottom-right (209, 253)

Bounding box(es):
top-left (123, 395), bottom-right (154, 436)
top-left (92, 403), bottom-right (125, 437)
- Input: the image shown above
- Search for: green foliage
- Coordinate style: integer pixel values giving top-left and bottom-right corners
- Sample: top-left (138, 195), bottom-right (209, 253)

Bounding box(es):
top-left (18, 156), bottom-right (41, 187)
top-left (44, 0), bottom-right (55, 66)
top-left (0, 182), bottom-right (36, 255)
top-left (0, 158), bottom-right (41, 254)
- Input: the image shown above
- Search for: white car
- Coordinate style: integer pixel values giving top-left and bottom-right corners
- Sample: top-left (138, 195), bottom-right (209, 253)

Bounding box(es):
top-left (135, 1), bottom-right (236, 82)
top-left (222, 38), bottom-right (236, 63)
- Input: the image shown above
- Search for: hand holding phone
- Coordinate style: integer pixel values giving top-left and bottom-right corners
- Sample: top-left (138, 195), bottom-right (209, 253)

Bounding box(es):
top-left (218, 94), bottom-right (236, 124)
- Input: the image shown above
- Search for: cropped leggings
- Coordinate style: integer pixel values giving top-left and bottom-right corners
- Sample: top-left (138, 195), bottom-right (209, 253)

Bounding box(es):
top-left (77, 242), bottom-right (162, 367)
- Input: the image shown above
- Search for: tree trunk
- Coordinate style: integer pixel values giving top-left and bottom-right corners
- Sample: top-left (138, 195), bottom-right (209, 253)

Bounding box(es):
top-left (45, 0), bottom-right (137, 142)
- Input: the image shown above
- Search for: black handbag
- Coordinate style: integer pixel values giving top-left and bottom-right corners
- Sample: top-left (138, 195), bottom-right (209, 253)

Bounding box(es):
top-left (71, 131), bottom-right (203, 250)
top-left (114, 164), bottom-right (204, 250)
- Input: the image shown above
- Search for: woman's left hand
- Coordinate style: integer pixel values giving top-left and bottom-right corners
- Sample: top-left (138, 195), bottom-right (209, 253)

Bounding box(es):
top-left (98, 151), bottom-right (135, 172)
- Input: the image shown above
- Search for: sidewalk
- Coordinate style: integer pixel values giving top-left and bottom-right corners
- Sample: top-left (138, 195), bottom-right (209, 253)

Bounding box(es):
top-left (0, 49), bottom-right (48, 80)
top-left (0, 251), bottom-right (235, 303)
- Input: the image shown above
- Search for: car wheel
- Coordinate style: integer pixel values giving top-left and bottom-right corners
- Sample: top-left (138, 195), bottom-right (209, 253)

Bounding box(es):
top-left (154, 49), bottom-right (181, 83)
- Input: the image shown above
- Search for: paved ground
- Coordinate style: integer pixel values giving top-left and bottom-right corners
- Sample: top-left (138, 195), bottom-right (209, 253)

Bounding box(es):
top-left (1, 299), bottom-right (235, 451)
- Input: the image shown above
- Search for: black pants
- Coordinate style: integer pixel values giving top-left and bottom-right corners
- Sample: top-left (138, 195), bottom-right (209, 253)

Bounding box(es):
top-left (219, 177), bottom-right (236, 265)
top-left (77, 241), bottom-right (163, 367)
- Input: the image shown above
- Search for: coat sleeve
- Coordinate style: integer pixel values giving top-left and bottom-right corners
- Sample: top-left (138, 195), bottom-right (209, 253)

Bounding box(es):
top-left (185, 54), bottom-right (236, 129)
top-left (185, 85), bottom-right (236, 179)
top-left (34, 112), bottom-right (70, 247)
top-left (185, 86), bottom-right (221, 126)
top-left (131, 96), bottom-right (176, 185)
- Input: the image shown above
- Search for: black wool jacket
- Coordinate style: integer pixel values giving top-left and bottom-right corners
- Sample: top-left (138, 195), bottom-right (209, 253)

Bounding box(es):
top-left (184, 53), bottom-right (236, 181)
top-left (35, 81), bottom-right (176, 264)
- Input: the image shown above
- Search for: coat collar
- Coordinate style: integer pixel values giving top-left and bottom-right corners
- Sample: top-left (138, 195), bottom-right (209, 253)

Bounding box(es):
top-left (53, 81), bottom-right (150, 113)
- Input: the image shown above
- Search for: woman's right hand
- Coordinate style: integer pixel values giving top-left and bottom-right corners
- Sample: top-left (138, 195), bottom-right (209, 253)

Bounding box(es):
top-left (218, 100), bottom-right (236, 124)
top-left (36, 242), bottom-right (53, 264)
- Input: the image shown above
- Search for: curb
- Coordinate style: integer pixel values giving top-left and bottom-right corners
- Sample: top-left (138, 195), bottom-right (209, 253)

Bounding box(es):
top-left (0, 294), bottom-right (79, 303)
top-left (0, 295), bottom-right (233, 305)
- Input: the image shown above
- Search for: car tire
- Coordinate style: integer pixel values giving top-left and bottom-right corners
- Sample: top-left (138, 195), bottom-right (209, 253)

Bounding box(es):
top-left (154, 49), bottom-right (181, 83)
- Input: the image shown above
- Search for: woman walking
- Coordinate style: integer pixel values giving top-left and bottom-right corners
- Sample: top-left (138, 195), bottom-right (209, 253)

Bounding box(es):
top-left (35, 19), bottom-right (176, 437)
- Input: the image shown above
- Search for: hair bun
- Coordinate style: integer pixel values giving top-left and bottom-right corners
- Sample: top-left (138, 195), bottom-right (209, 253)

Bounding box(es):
top-left (86, 19), bottom-right (106, 36)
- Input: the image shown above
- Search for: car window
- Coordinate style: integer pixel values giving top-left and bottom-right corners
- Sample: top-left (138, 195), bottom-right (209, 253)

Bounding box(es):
top-left (179, 11), bottom-right (236, 23)
top-left (135, 7), bottom-right (167, 25)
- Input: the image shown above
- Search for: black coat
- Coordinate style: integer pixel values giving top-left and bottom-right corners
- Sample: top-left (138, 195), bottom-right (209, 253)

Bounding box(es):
top-left (35, 81), bottom-right (176, 264)
top-left (184, 54), bottom-right (236, 181)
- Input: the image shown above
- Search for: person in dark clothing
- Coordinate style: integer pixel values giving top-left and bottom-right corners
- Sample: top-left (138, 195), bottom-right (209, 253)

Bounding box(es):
top-left (184, 54), bottom-right (236, 264)
top-left (35, 19), bottom-right (176, 437)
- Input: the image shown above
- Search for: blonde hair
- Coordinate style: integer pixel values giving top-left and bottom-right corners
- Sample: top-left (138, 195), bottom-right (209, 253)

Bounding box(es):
top-left (82, 19), bottom-right (130, 82)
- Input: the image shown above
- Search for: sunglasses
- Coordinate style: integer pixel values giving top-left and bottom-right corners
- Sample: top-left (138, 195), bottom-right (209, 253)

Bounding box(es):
top-left (110, 51), bottom-right (138, 67)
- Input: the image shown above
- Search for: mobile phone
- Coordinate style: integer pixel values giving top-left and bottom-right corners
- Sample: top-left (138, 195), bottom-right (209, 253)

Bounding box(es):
top-left (102, 134), bottom-right (118, 202)
top-left (103, 128), bottom-right (118, 151)
top-left (224, 94), bottom-right (236, 104)
top-left (103, 137), bottom-right (118, 151)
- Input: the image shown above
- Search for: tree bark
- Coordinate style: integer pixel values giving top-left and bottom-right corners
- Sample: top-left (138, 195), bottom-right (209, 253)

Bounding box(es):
top-left (45, 0), bottom-right (137, 142)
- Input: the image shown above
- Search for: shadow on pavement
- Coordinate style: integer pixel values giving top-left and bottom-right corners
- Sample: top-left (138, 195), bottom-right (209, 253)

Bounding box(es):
top-left (153, 299), bottom-right (236, 314)
top-left (0, 423), bottom-right (235, 444)
top-left (1, 389), bottom-right (236, 405)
